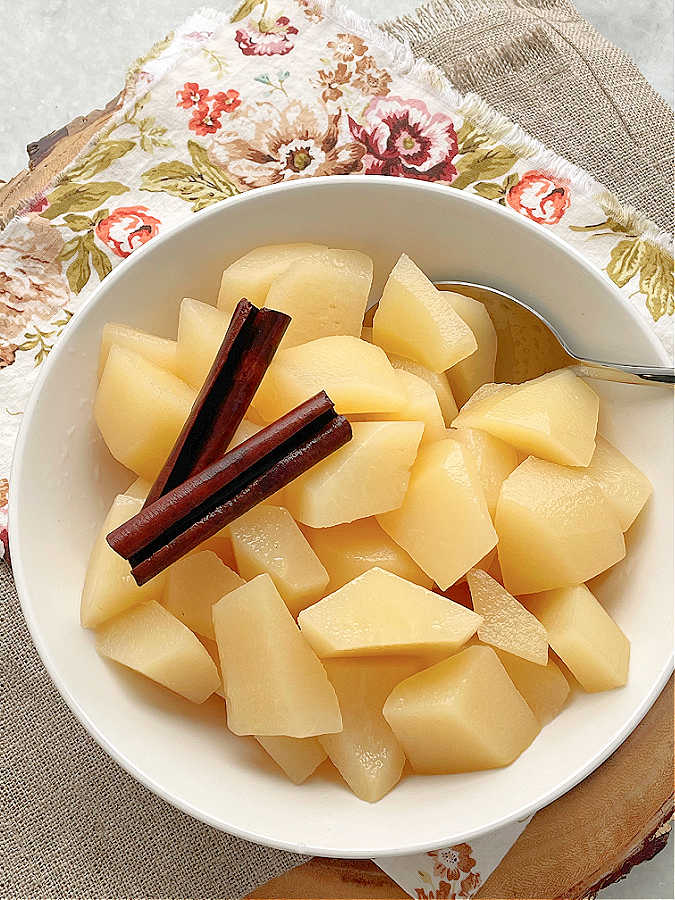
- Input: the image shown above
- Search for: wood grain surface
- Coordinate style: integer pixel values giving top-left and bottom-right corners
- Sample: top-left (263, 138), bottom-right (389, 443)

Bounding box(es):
top-left (1, 107), bottom-right (672, 900)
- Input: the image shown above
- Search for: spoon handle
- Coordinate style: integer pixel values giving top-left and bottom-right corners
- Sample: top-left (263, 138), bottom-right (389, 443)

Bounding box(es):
top-left (571, 361), bottom-right (675, 385)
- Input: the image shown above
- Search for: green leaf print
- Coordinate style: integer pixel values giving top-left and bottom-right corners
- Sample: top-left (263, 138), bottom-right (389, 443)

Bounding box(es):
top-left (231, 0), bottom-right (261, 23)
top-left (87, 235), bottom-right (113, 282)
top-left (140, 142), bottom-right (238, 212)
top-left (43, 181), bottom-right (128, 220)
top-left (66, 140), bottom-right (135, 181)
top-left (62, 213), bottom-right (94, 232)
top-left (473, 181), bottom-right (505, 201)
top-left (65, 239), bottom-right (92, 293)
top-left (638, 243), bottom-right (674, 321)
top-left (452, 146), bottom-right (518, 192)
top-left (606, 238), bottom-right (643, 288)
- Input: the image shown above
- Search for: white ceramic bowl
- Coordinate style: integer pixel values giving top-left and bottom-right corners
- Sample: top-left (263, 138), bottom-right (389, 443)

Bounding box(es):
top-left (11, 177), bottom-right (673, 857)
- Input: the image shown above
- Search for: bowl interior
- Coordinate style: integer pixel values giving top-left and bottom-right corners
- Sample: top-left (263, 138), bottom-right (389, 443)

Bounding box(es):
top-left (11, 177), bottom-right (673, 857)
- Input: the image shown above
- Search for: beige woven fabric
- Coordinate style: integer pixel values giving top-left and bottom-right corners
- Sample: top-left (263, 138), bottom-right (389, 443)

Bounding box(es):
top-left (2, 2), bottom-right (672, 898)
top-left (382, 0), bottom-right (674, 231)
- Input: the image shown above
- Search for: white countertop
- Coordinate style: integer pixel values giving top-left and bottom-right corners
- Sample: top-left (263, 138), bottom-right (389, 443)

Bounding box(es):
top-left (0, 1), bottom-right (672, 897)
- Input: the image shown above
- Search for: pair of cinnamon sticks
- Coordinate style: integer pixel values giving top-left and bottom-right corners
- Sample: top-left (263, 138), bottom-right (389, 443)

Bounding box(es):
top-left (107, 300), bottom-right (352, 585)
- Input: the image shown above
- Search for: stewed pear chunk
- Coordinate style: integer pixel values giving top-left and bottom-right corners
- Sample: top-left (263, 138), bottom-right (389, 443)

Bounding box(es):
top-left (378, 438), bottom-right (497, 589)
top-left (467, 568), bottom-right (548, 665)
top-left (212, 575), bottom-right (342, 737)
top-left (298, 567), bottom-right (481, 658)
top-left (383, 645), bottom-right (539, 773)
top-left (162, 550), bottom-right (244, 640)
top-left (321, 658), bottom-right (422, 802)
top-left (522, 585), bottom-right (630, 692)
top-left (96, 600), bottom-right (221, 703)
top-left (494, 649), bottom-right (570, 725)
top-left (265, 249), bottom-right (373, 347)
top-left (452, 426), bottom-right (519, 517)
top-left (373, 254), bottom-right (477, 372)
top-left (577, 435), bottom-right (652, 531)
top-left (387, 352), bottom-right (458, 424)
top-left (95, 345), bottom-right (195, 480)
top-left (256, 736), bottom-right (327, 785)
top-left (175, 298), bottom-right (230, 390)
top-left (253, 336), bottom-right (404, 422)
top-left (495, 457), bottom-right (625, 594)
top-left (301, 517), bottom-right (433, 593)
top-left (283, 421), bottom-right (424, 528)
top-left (229, 505), bottom-right (328, 616)
top-left (443, 291), bottom-right (497, 407)
top-left (99, 322), bottom-right (177, 379)
top-left (217, 243), bottom-right (327, 313)
top-left (453, 369), bottom-right (599, 466)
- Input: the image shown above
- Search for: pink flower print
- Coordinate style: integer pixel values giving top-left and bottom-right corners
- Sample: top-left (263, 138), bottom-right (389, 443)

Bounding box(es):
top-left (235, 16), bottom-right (298, 56)
top-left (95, 207), bottom-right (160, 258)
top-left (506, 170), bottom-right (571, 224)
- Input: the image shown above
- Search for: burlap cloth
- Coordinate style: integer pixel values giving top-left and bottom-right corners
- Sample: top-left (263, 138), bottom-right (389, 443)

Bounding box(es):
top-left (2, 1), bottom-right (672, 897)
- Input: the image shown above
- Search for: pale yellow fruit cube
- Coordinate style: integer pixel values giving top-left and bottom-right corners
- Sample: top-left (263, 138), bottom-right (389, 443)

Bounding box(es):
top-left (298, 567), bottom-right (481, 658)
top-left (81, 494), bottom-right (166, 628)
top-left (230, 506), bottom-right (328, 616)
top-left (284, 420), bottom-right (423, 528)
top-left (522, 584), bottom-right (630, 692)
top-left (321, 658), bottom-right (422, 802)
top-left (373, 254), bottom-right (477, 372)
top-left (96, 600), bottom-right (220, 703)
top-left (576, 435), bottom-right (652, 531)
top-left (176, 298), bottom-right (230, 390)
top-left (252, 336), bottom-right (403, 422)
top-left (452, 426), bottom-right (519, 517)
top-left (217, 243), bottom-right (327, 313)
top-left (391, 370), bottom-right (446, 443)
top-left (378, 438), bottom-right (497, 589)
top-left (495, 457), bottom-right (626, 594)
top-left (383, 645), bottom-right (539, 773)
top-left (163, 550), bottom-right (244, 640)
top-left (212, 574), bottom-right (342, 737)
top-left (124, 477), bottom-right (151, 500)
top-left (443, 291), bottom-right (497, 407)
top-left (467, 568), bottom-right (548, 665)
top-left (256, 736), bottom-right (327, 785)
top-left (265, 249), bottom-right (373, 348)
top-left (199, 636), bottom-right (226, 697)
top-left (387, 353), bottom-right (458, 425)
top-left (226, 418), bottom-right (261, 450)
top-left (494, 649), bottom-right (570, 725)
top-left (301, 517), bottom-right (433, 593)
top-left (99, 322), bottom-right (178, 379)
top-left (188, 529), bottom-right (237, 569)
top-left (95, 345), bottom-right (196, 481)
top-left (453, 369), bottom-right (600, 466)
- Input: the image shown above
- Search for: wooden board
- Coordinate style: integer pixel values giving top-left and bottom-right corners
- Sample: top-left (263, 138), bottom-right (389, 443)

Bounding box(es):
top-left (2, 106), bottom-right (672, 900)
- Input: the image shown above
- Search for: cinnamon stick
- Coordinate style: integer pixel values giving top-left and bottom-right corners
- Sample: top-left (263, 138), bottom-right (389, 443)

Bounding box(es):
top-left (143, 299), bottom-right (290, 507)
top-left (108, 392), bottom-right (351, 585)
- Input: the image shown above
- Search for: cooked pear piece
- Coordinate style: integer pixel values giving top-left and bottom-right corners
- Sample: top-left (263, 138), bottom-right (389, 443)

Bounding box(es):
top-left (495, 456), bottom-right (626, 594)
top-left (453, 369), bottom-right (600, 466)
top-left (99, 322), bottom-right (177, 379)
top-left (283, 421), bottom-right (424, 528)
top-left (163, 551), bottom-right (244, 640)
top-left (467, 568), bottom-right (548, 665)
top-left (298, 567), bottom-right (481, 658)
top-left (494, 649), bottom-right (570, 725)
top-left (265, 249), bottom-right (373, 347)
top-left (253, 336), bottom-right (403, 422)
top-left (383, 645), bottom-right (539, 773)
top-left (199, 637), bottom-right (226, 698)
top-left (443, 291), bottom-right (497, 407)
top-left (301, 517), bottom-right (433, 593)
top-left (387, 353), bottom-right (458, 425)
top-left (96, 600), bottom-right (220, 703)
top-left (256, 736), bottom-right (327, 784)
top-left (452, 426), bottom-right (519, 517)
top-left (212, 575), bottom-right (342, 737)
top-left (175, 298), bottom-right (230, 390)
top-left (230, 505), bottom-right (328, 616)
top-left (95, 345), bottom-right (195, 480)
top-left (81, 494), bottom-right (165, 629)
top-left (576, 435), bottom-right (652, 530)
top-left (321, 658), bottom-right (422, 802)
top-left (378, 438), bottom-right (497, 589)
top-left (522, 584), bottom-right (630, 692)
top-left (373, 254), bottom-right (477, 372)
top-left (124, 477), bottom-right (151, 500)
top-left (217, 243), bottom-right (327, 313)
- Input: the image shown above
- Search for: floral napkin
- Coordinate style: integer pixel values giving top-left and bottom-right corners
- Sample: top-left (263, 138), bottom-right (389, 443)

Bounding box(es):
top-left (0, 0), bottom-right (672, 895)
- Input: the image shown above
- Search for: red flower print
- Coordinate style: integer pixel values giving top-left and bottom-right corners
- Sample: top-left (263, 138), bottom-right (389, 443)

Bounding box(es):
top-left (26, 194), bottom-right (48, 214)
top-left (95, 207), bottom-right (160, 259)
top-left (459, 872), bottom-right (481, 895)
top-left (235, 16), bottom-right (298, 56)
top-left (176, 81), bottom-right (209, 109)
top-left (189, 105), bottom-right (224, 135)
top-left (428, 844), bottom-right (476, 882)
top-left (349, 96), bottom-right (458, 182)
top-left (211, 89), bottom-right (241, 114)
top-left (0, 526), bottom-right (8, 561)
top-left (506, 170), bottom-right (570, 224)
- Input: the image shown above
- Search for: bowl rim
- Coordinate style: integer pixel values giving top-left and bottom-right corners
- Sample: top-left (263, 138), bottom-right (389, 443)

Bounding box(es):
top-left (9, 175), bottom-right (674, 858)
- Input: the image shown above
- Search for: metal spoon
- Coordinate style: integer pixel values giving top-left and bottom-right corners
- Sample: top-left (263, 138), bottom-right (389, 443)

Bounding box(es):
top-left (435, 282), bottom-right (674, 386)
